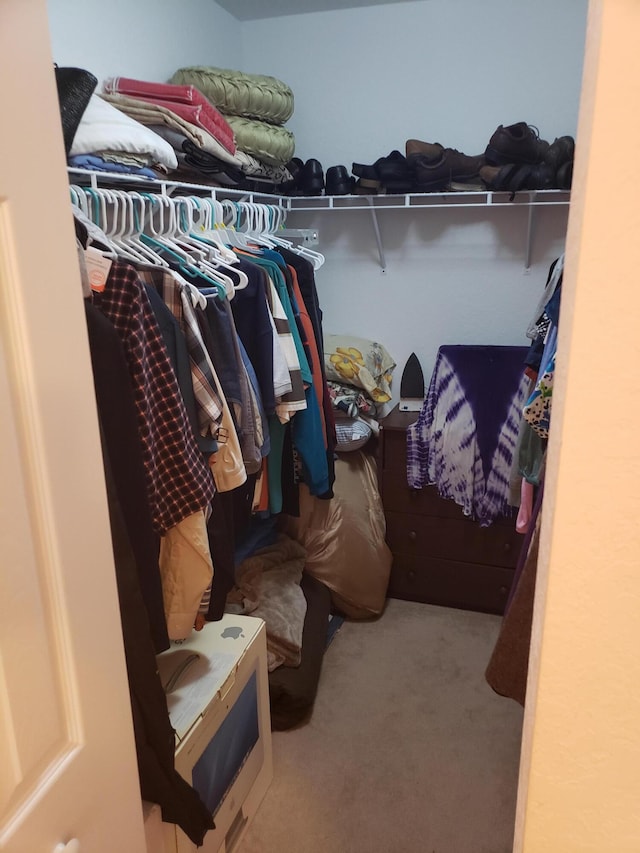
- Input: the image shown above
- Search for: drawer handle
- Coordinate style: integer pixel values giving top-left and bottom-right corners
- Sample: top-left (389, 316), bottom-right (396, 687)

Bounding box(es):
top-left (408, 530), bottom-right (417, 542)
top-left (409, 489), bottom-right (419, 500)
top-left (407, 570), bottom-right (416, 580)
top-left (503, 542), bottom-right (512, 553)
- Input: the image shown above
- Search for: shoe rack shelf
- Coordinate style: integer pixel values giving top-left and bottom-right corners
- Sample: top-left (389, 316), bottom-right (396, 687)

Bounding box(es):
top-left (283, 189), bottom-right (571, 272)
top-left (67, 169), bottom-right (569, 272)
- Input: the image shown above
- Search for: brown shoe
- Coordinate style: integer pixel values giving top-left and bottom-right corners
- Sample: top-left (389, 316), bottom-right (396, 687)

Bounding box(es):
top-left (405, 138), bottom-right (444, 158)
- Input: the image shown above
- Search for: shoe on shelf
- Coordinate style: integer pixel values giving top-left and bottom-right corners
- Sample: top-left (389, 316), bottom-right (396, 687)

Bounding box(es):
top-left (480, 160), bottom-right (559, 195)
top-left (352, 161), bottom-right (381, 192)
top-left (280, 156), bottom-right (304, 195)
top-left (405, 138), bottom-right (444, 159)
top-left (409, 148), bottom-right (486, 192)
top-left (485, 122), bottom-right (549, 166)
top-left (325, 165), bottom-right (354, 196)
top-left (375, 150), bottom-right (412, 190)
top-left (556, 159), bottom-right (573, 190)
top-left (543, 135), bottom-right (575, 171)
top-left (300, 158), bottom-right (324, 196)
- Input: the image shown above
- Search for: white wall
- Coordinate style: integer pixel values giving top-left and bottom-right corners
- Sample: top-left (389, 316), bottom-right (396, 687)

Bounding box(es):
top-left (46, 0), bottom-right (242, 85)
top-left (241, 0), bottom-right (588, 167)
top-left (289, 205), bottom-right (568, 404)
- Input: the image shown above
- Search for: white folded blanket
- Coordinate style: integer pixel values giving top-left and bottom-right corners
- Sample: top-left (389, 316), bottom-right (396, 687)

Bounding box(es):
top-left (70, 94), bottom-right (178, 171)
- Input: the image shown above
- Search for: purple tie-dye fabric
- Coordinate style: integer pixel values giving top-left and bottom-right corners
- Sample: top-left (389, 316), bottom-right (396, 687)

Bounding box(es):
top-left (407, 345), bottom-right (529, 527)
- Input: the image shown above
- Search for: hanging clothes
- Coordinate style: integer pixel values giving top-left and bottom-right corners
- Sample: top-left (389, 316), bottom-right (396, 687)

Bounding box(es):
top-left (92, 260), bottom-right (216, 533)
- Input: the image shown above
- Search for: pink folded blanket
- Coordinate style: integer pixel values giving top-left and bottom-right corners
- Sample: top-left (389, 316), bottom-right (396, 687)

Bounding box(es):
top-left (104, 76), bottom-right (235, 154)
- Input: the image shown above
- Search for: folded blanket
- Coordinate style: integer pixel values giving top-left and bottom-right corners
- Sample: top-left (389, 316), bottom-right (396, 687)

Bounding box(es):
top-left (101, 93), bottom-right (242, 168)
top-left (226, 534), bottom-right (307, 671)
top-left (170, 66), bottom-right (295, 125)
top-left (68, 153), bottom-right (158, 179)
top-left (180, 140), bottom-right (244, 184)
top-left (104, 76), bottom-right (236, 154)
top-left (222, 113), bottom-right (295, 167)
top-left (70, 94), bottom-right (177, 171)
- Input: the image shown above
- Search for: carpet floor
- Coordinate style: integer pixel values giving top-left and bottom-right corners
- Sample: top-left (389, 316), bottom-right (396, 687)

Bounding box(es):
top-left (238, 598), bottom-right (524, 853)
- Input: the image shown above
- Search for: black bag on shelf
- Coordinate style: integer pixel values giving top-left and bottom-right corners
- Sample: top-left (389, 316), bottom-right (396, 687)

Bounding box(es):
top-left (54, 65), bottom-right (98, 154)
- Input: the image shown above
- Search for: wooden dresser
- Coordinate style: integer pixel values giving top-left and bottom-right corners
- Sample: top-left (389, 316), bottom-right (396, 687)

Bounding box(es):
top-left (378, 406), bottom-right (523, 615)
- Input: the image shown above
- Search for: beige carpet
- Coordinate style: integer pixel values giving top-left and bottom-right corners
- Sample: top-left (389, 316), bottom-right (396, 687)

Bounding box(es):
top-left (238, 599), bottom-right (523, 853)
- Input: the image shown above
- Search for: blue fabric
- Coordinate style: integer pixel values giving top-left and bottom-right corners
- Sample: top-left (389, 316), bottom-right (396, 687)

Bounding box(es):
top-left (234, 515), bottom-right (279, 566)
top-left (237, 337), bottom-right (271, 458)
top-left (229, 259), bottom-right (276, 414)
top-left (68, 154), bottom-right (158, 179)
top-left (291, 386), bottom-right (330, 496)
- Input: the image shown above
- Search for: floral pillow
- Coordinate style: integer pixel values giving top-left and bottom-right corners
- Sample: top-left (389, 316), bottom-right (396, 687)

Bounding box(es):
top-left (324, 335), bottom-right (395, 403)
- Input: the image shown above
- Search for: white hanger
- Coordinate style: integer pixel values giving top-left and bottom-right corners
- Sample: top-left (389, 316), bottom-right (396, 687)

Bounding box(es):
top-left (264, 200), bottom-right (325, 270)
top-left (238, 201), bottom-right (275, 249)
top-left (119, 191), bottom-right (171, 267)
top-left (221, 199), bottom-right (256, 251)
top-left (193, 198), bottom-right (239, 265)
top-left (174, 197), bottom-right (242, 298)
top-left (81, 187), bottom-right (143, 264)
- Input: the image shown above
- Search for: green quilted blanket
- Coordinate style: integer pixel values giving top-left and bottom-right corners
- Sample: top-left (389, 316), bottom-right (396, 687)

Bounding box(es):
top-left (170, 66), bottom-right (294, 125)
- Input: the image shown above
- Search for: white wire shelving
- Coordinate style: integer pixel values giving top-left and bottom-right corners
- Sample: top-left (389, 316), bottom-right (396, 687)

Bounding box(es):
top-left (67, 168), bottom-right (570, 271)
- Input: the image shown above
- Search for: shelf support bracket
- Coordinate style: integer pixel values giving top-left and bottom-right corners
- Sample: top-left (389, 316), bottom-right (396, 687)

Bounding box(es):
top-left (525, 192), bottom-right (537, 270)
top-left (368, 198), bottom-right (386, 272)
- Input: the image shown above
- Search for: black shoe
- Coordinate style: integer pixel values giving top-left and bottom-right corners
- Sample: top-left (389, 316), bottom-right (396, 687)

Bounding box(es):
top-left (556, 160), bottom-right (573, 190)
top-left (279, 157), bottom-right (304, 195)
top-left (479, 163), bottom-right (517, 191)
top-left (375, 150), bottom-right (412, 190)
top-left (485, 123), bottom-right (549, 166)
top-left (301, 159), bottom-right (324, 196)
top-left (352, 161), bottom-right (382, 192)
top-left (325, 165), bottom-right (353, 195)
top-left (409, 149), bottom-right (486, 192)
top-left (543, 136), bottom-right (575, 172)
top-left (509, 162), bottom-right (556, 192)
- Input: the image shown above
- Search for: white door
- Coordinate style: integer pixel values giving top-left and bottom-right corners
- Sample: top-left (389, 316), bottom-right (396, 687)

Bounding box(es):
top-left (0, 2), bottom-right (147, 851)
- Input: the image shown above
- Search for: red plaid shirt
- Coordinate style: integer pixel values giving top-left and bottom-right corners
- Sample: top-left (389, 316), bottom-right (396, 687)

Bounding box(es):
top-left (94, 261), bottom-right (215, 533)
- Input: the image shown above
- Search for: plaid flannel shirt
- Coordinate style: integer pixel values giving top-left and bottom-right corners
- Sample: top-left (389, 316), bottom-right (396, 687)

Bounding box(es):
top-left (94, 261), bottom-right (215, 533)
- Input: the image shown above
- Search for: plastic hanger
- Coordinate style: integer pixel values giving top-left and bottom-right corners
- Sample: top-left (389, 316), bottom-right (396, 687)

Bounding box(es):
top-left (238, 201), bottom-right (276, 249)
top-left (258, 200), bottom-right (325, 270)
top-left (221, 200), bottom-right (257, 251)
top-left (145, 194), bottom-right (228, 299)
top-left (188, 198), bottom-right (239, 265)
top-left (79, 187), bottom-right (140, 262)
top-left (170, 198), bottom-right (238, 298)
top-left (122, 191), bottom-right (172, 267)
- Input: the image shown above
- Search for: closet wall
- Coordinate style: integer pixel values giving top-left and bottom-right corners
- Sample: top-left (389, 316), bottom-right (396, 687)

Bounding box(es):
top-left (47, 0), bottom-right (587, 397)
top-left (46, 0), bottom-right (242, 83)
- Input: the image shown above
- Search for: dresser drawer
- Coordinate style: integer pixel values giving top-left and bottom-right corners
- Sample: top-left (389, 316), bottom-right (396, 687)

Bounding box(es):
top-left (387, 554), bottom-right (514, 615)
top-left (380, 431), bottom-right (516, 528)
top-left (385, 511), bottom-right (521, 568)
top-left (380, 426), bottom-right (411, 472)
top-left (382, 478), bottom-right (474, 520)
